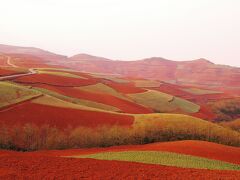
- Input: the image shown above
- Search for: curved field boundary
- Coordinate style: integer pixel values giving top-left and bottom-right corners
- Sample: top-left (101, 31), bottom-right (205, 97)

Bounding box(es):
top-left (32, 95), bottom-right (121, 113)
top-left (1, 155), bottom-right (240, 179)
top-left (0, 81), bottom-right (42, 108)
top-left (34, 85), bottom-right (153, 114)
top-left (134, 80), bottom-right (162, 88)
top-left (13, 73), bottom-right (97, 87)
top-left (74, 151), bottom-right (240, 171)
top-left (36, 140), bottom-right (240, 166)
top-left (36, 69), bottom-right (88, 79)
top-left (76, 83), bottom-right (130, 101)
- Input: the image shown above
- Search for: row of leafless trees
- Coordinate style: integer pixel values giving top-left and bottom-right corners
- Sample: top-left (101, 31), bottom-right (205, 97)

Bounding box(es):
top-left (0, 121), bottom-right (240, 151)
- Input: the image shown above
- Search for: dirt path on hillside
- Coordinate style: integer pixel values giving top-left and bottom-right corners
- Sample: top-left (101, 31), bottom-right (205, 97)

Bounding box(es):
top-left (0, 54), bottom-right (37, 80)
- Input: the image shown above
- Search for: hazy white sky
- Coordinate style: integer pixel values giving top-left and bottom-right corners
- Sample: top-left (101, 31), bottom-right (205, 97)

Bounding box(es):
top-left (0, 0), bottom-right (239, 66)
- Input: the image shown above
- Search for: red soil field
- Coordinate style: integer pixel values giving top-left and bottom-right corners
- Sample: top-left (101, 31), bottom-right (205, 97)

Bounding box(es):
top-left (0, 102), bottom-right (134, 128)
top-left (32, 84), bottom-right (153, 114)
top-left (0, 153), bottom-right (240, 179)
top-left (192, 105), bottom-right (216, 120)
top-left (14, 74), bottom-right (97, 87)
top-left (0, 56), bottom-right (8, 66)
top-left (0, 69), bottom-right (20, 76)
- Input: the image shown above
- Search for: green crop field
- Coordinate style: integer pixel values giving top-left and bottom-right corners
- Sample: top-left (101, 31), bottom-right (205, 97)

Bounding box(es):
top-left (128, 90), bottom-right (200, 113)
top-left (0, 81), bottom-right (42, 108)
top-left (134, 80), bottom-right (162, 88)
top-left (72, 151), bottom-right (240, 170)
top-left (76, 83), bottom-right (130, 101)
top-left (181, 87), bottom-right (222, 95)
top-left (36, 69), bottom-right (87, 79)
top-left (88, 73), bottom-right (129, 83)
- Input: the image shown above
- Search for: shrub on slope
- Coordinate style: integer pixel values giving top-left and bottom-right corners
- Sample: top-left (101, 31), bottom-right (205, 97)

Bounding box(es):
top-left (220, 119), bottom-right (240, 132)
top-left (134, 114), bottom-right (240, 146)
top-left (1, 114), bottom-right (240, 151)
top-left (209, 98), bottom-right (240, 121)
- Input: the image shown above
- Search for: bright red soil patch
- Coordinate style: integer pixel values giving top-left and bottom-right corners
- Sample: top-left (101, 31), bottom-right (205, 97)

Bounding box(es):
top-left (14, 73), bottom-right (97, 86)
top-left (0, 102), bottom-right (134, 128)
top-left (192, 105), bottom-right (216, 120)
top-left (0, 68), bottom-right (20, 76)
top-left (0, 153), bottom-right (240, 179)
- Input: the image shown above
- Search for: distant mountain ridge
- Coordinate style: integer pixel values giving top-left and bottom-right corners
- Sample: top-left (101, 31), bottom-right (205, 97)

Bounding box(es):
top-left (0, 44), bottom-right (239, 88)
top-left (0, 44), bottom-right (67, 61)
top-left (67, 54), bottom-right (240, 88)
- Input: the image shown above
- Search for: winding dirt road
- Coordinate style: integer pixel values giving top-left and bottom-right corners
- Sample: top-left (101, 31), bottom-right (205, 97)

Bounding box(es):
top-left (0, 54), bottom-right (37, 80)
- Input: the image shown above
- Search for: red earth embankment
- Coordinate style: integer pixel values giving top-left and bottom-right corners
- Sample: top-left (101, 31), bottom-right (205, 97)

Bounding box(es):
top-left (0, 102), bottom-right (134, 128)
top-left (32, 84), bottom-right (153, 114)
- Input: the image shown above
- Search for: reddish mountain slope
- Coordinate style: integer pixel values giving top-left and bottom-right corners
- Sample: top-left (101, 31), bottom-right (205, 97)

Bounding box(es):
top-left (67, 55), bottom-right (240, 88)
top-left (0, 44), bottom-right (67, 61)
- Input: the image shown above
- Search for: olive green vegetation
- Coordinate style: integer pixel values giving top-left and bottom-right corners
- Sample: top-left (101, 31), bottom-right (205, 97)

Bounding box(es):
top-left (134, 114), bottom-right (240, 146)
top-left (0, 81), bottom-right (42, 108)
top-left (33, 87), bottom-right (121, 112)
top-left (36, 70), bottom-right (87, 79)
top-left (181, 87), bottom-right (222, 95)
top-left (75, 83), bottom-right (130, 101)
top-left (88, 73), bottom-right (129, 83)
top-left (76, 151), bottom-right (240, 170)
top-left (128, 90), bottom-right (200, 113)
top-left (134, 80), bottom-right (162, 88)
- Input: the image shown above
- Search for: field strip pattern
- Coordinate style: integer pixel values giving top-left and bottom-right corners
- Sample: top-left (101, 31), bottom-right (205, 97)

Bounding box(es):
top-left (70, 151), bottom-right (240, 171)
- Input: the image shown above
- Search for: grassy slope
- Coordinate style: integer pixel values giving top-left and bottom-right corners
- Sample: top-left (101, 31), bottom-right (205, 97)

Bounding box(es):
top-left (134, 114), bottom-right (240, 146)
top-left (181, 87), bottom-right (222, 95)
top-left (76, 83), bottom-right (130, 101)
top-left (88, 73), bottom-right (129, 83)
top-left (36, 70), bottom-right (87, 79)
top-left (128, 90), bottom-right (200, 113)
top-left (0, 82), bottom-right (41, 108)
top-left (74, 151), bottom-right (240, 170)
top-left (220, 119), bottom-right (240, 132)
top-left (134, 80), bottom-right (161, 88)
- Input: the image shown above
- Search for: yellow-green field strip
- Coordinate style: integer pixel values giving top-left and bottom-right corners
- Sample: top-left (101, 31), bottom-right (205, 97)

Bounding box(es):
top-left (69, 151), bottom-right (240, 171)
